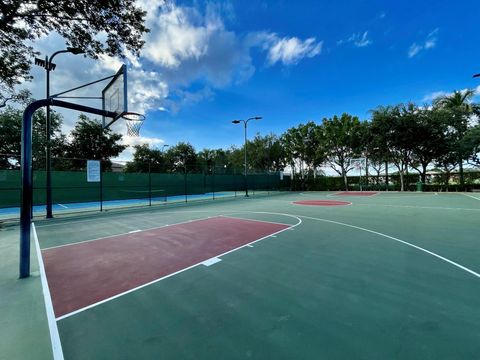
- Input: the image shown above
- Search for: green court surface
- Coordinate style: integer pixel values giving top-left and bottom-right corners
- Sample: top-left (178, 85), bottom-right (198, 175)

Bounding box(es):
top-left (1, 191), bottom-right (480, 359)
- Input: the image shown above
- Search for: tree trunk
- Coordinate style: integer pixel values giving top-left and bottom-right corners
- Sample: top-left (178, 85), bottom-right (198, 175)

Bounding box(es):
top-left (399, 171), bottom-right (404, 191)
top-left (385, 161), bottom-right (389, 191)
top-left (445, 168), bottom-right (450, 192)
top-left (342, 167), bottom-right (348, 190)
top-left (405, 164), bottom-right (409, 191)
top-left (421, 162), bottom-right (427, 184)
top-left (365, 156), bottom-right (369, 188)
top-left (459, 160), bottom-right (464, 190)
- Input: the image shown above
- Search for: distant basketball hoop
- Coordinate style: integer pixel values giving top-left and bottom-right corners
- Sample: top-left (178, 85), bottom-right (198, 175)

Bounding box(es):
top-left (121, 112), bottom-right (145, 137)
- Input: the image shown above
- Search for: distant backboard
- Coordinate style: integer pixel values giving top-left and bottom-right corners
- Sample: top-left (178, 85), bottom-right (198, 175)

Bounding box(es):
top-left (102, 65), bottom-right (127, 128)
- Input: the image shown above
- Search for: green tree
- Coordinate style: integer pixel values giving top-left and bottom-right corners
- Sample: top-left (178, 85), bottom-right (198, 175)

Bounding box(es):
top-left (367, 107), bottom-right (393, 187)
top-left (0, 106), bottom-right (67, 169)
top-left (67, 115), bottom-right (127, 170)
top-left (0, 0), bottom-right (152, 101)
top-left (410, 108), bottom-right (451, 183)
top-left (164, 142), bottom-right (197, 172)
top-left (197, 149), bottom-right (233, 173)
top-left (124, 144), bottom-right (165, 173)
top-left (0, 89), bottom-right (31, 108)
top-left (433, 89), bottom-right (479, 187)
top-left (371, 104), bottom-right (423, 191)
top-left (227, 146), bottom-right (245, 172)
top-left (281, 122), bottom-right (323, 186)
top-left (246, 133), bottom-right (286, 172)
top-left (322, 113), bottom-right (364, 190)
top-left (460, 125), bottom-right (480, 167)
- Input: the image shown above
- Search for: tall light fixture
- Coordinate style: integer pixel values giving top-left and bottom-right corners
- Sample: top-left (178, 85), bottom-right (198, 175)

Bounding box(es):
top-left (232, 116), bottom-right (262, 197)
top-left (34, 47), bottom-right (84, 218)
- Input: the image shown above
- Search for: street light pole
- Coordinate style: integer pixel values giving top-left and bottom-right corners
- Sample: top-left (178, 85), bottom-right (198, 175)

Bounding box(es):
top-left (232, 116), bottom-right (262, 197)
top-left (35, 47), bottom-right (84, 218)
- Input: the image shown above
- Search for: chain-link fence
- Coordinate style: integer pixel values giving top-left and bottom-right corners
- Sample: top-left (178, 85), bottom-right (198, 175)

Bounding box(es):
top-left (289, 171), bottom-right (480, 192)
top-left (0, 155), bottom-right (291, 219)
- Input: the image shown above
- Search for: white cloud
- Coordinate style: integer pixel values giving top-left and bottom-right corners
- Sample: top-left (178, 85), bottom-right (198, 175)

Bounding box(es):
top-left (408, 43), bottom-right (423, 58)
top-left (354, 31), bottom-right (372, 47)
top-left (15, 0), bottom-right (325, 162)
top-left (115, 135), bottom-right (166, 162)
top-left (138, 2), bottom-right (256, 90)
top-left (250, 32), bottom-right (322, 66)
top-left (142, 5), bottom-right (210, 68)
top-left (267, 36), bottom-right (322, 65)
top-left (422, 86), bottom-right (480, 103)
top-left (421, 90), bottom-right (450, 102)
top-left (337, 31), bottom-right (372, 48)
top-left (408, 28), bottom-right (438, 58)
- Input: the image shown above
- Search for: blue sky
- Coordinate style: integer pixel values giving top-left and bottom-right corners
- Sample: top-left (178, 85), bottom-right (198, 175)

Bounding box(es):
top-left (26, 0), bottom-right (480, 159)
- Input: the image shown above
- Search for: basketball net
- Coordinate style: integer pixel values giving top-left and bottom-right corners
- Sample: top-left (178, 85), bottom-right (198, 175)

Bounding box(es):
top-left (351, 158), bottom-right (366, 172)
top-left (122, 112), bottom-right (145, 137)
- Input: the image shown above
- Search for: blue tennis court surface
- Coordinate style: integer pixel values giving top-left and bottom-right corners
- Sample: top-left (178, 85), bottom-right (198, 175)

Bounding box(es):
top-left (0, 192), bottom-right (239, 219)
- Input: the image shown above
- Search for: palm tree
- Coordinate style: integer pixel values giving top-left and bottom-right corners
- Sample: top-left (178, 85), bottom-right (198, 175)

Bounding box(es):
top-left (433, 89), bottom-right (479, 188)
top-left (433, 89), bottom-right (479, 114)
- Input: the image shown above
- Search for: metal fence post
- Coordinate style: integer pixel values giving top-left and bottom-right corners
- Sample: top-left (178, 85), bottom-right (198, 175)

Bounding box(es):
top-left (234, 168), bottom-right (237, 197)
top-left (184, 166), bottom-right (188, 203)
top-left (99, 160), bottom-right (103, 212)
top-left (148, 161), bottom-right (152, 207)
top-left (212, 167), bottom-right (215, 200)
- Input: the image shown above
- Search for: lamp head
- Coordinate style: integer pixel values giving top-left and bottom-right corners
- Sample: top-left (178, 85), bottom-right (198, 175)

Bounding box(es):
top-left (232, 120), bottom-right (241, 124)
top-left (67, 47), bottom-right (85, 55)
top-left (473, 74), bottom-right (480, 78)
top-left (249, 116), bottom-right (262, 120)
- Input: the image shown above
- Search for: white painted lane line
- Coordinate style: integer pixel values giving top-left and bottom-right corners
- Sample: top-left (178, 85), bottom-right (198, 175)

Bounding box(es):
top-left (219, 215), bottom-right (293, 227)
top-left (462, 193), bottom-right (480, 201)
top-left (128, 230), bottom-right (141, 234)
top-left (56, 203), bottom-right (68, 209)
top-left (42, 215), bottom-right (221, 250)
top-left (56, 213), bottom-right (303, 321)
top-left (32, 223), bottom-right (64, 360)
top-left (202, 257), bottom-right (222, 266)
top-left (354, 203), bottom-right (480, 211)
top-left (299, 215), bottom-right (480, 279)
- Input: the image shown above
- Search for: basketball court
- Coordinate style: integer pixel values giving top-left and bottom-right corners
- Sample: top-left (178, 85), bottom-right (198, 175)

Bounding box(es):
top-left (6, 54), bottom-right (480, 359)
top-left (2, 191), bottom-right (479, 359)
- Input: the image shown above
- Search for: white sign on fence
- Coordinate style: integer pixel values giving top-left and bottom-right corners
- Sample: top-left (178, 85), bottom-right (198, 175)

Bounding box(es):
top-left (87, 160), bottom-right (101, 182)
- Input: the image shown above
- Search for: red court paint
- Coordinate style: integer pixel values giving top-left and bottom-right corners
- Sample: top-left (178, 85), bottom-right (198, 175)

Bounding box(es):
top-left (293, 200), bottom-right (351, 206)
top-left (42, 216), bottom-right (289, 318)
top-left (334, 191), bottom-right (377, 196)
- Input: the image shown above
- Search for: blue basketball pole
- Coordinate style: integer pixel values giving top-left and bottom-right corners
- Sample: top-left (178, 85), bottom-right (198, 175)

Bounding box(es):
top-left (20, 99), bottom-right (116, 278)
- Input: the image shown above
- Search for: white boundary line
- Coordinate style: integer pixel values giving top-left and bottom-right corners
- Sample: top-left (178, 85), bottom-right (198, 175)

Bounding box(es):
top-left (371, 193), bottom-right (438, 199)
top-left (353, 203), bottom-right (480, 211)
top-left (291, 200), bottom-right (352, 207)
top-left (32, 223), bottom-right (64, 360)
top-left (56, 204), bottom-right (68, 209)
top-left (56, 213), bottom-right (302, 321)
top-left (461, 193), bottom-right (480, 201)
top-left (327, 191), bottom-right (379, 198)
top-left (298, 215), bottom-right (480, 279)
top-left (35, 209), bottom-right (218, 229)
top-left (42, 215), bottom-right (219, 251)
top-left (219, 215), bottom-right (292, 227)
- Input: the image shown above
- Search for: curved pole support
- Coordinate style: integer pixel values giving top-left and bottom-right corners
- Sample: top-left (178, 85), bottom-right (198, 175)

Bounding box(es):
top-left (20, 99), bottom-right (116, 278)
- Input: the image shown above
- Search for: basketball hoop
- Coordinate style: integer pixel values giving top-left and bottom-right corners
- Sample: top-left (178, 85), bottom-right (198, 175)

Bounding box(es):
top-left (351, 158), bottom-right (366, 171)
top-left (121, 112), bottom-right (145, 137)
